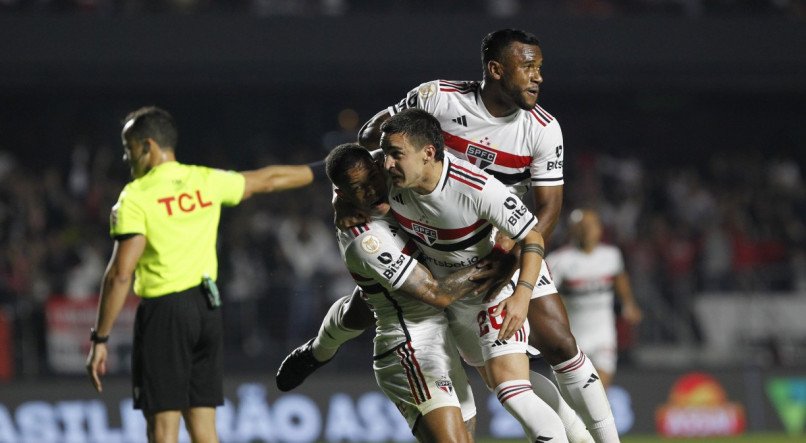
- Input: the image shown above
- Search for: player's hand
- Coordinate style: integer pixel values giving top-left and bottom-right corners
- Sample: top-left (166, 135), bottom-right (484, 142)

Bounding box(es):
top-left (493, 231), bottom-right (516, 253)
top-left (463, 259), bottom-right (493, 298)
top-left (470, 248), bottom-right (518, 302)
top-left (333, 193), bottom-right (370, 229)
top-left (86, 343), bottom-right (108, 393)
top-left (491, 289), bottom-right (530, 340)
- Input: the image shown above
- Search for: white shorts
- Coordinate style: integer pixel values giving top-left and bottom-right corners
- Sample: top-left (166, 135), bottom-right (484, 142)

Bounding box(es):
top-left (570, 310), bottom-right (618, 375)
top-left (447, 267), bottom-right (557, 367)
top-left (373, 326), bottom-right (476, 429)
top-left (533, 262), bottom-right (559, 298)
top-left (579, 335), bottom-right (617, 375)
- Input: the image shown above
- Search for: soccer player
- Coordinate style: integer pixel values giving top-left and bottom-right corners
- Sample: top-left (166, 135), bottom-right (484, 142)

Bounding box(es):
top-left (546, 209), bottom-right (643, 389)
top-left (379, 108), bottom-right (569, 442)
top-left (278, 27), bottom-right (606, 443)
top-left (325, 143), bottom-right (516, 441)
top-left (358, 29), bottom-right (618, 443)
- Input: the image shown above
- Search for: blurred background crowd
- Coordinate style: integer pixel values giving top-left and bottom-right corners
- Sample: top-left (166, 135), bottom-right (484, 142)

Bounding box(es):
top-left (0, 2), bottom-right (804, 381)
top-left (2, 0), bottom-right (806, 18)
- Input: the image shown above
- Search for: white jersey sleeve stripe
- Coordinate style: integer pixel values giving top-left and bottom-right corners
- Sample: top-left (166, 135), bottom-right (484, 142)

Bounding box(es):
top-left (529, 109), bottom-right (549, 127)
top-left (510, 214), bottom-right (538, 240)
top-left (534, 105), bottom-right (555, 122)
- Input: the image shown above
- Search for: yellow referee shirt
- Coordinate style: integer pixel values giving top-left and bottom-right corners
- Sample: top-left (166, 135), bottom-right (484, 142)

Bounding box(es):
top-left (109, 161), bottom-right (245, 298)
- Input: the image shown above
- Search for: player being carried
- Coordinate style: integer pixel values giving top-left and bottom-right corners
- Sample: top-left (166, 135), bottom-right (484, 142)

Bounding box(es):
top-left (322, 143), bottom-right (519, 442)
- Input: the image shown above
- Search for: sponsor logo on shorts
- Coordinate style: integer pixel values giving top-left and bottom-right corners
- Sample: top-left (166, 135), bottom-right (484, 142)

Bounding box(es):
top-left (435, 378), bottom-right (454, 394)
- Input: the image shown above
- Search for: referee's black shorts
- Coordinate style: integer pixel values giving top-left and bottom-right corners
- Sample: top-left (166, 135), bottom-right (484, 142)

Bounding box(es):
top-left (132, 285), bottom-right (223, 416)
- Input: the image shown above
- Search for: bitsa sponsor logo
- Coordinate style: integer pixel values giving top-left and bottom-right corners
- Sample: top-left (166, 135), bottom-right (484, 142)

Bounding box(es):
top-left (656, 372), bottom-right (746, 437)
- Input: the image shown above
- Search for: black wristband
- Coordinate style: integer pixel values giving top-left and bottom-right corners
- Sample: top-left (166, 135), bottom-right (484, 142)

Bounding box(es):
top-left (90, 328), bottom-right (109, 344)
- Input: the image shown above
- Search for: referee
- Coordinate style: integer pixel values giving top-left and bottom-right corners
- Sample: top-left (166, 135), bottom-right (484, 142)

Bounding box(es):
top-left (86, 106), bottom-right (314, 443)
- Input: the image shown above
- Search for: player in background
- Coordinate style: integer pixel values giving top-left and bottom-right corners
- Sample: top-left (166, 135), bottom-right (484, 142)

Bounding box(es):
top-left (546, 209), bottom-right (643, 389)
top-left (357, 29), bottom-right (618, 443)
top-left (324, 143), bottom-right (509, 442)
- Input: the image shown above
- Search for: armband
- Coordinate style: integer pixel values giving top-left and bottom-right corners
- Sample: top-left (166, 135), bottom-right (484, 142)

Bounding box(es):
top-left (521, 244), bottom-right (545, 258)
top-left (307, 159), bottom-right (326, 182)
top-left (90, 328), bottom-right (109, 344)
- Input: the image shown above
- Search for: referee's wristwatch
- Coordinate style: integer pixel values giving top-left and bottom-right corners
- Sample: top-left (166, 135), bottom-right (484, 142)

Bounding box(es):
top-left (90, 328), bottom-right (109, 344)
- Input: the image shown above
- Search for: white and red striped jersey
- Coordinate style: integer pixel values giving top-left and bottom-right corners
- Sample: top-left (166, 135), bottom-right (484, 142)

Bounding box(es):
top-left (389, 79), bottom-right (564, 198)
top-left (388, 153), bottom-right (537, 279)
top-left (337, 213), bottom-right (448, 355)
top-left (545, 244), bottom-right (624, 327)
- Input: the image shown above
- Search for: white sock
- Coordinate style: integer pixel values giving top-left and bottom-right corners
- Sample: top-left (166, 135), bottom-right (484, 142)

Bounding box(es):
top-left (494, 380), bottom-right (568, 443)
top-left (530, 371), bottom-right (594, 443)
top-left (311, 295), bottom-right (364, 362)
top-left (552, 350), bottom-right (619, 443)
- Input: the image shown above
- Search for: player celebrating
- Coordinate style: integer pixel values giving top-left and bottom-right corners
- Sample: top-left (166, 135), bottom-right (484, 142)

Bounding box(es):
top-left (325, 143), bottom-right (514, 442)
top-left (358, 29), bottom-right (618, 442)
top-left (379, 108), bottom-right (569, 442)
top-left (546, 209), bottom-right (643, 389)
top-left (278, 28), bottom-right (611, 442)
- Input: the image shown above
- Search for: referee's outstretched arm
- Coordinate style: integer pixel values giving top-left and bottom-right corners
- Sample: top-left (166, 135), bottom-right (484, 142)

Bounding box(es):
top-left (240, 164), bottom-right (315, 199)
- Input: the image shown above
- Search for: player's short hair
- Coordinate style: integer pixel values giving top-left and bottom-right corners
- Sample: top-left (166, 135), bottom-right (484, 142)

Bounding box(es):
top-left (481, 28), bottom-right (541, 72)
top-left (380, 109), bottom-right (444, 161)
top-left (325, 143), bottom-right (374, 187)
top-left (122, 106), bottom-right (178, 150)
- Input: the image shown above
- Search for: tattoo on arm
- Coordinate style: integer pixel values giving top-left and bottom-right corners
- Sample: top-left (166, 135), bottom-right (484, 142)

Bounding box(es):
top-left (516, 280), bottom-right (535, 291)
top-left (521, 244), bottom-right (545, 258)
top-left (397, 263), bottom-right (478, 308)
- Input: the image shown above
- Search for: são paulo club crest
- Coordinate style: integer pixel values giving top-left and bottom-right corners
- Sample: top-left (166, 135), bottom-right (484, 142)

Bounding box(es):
top-left (466, 144), bottom-right (497, 170)
top-left (412, 223), bottom-right (437, 246)
top-left (435, 378), bottom-right (454, 394)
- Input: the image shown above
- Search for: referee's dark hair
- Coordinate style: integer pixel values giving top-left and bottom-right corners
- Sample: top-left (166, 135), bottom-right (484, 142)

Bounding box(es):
top-left (380, 108), bottom-right (445, 161)
top-left (123, 106), bottom-right (179, 151)
top-left (481, 29), bottom-right (541, 76)
top-left (325, 143), bottom-right (374, 187)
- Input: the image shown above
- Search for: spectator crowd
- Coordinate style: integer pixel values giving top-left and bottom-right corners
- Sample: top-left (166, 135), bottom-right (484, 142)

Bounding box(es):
top-left (0, 92), bottom-right (803, 379)
top-left (1, 0), bottom-right (805, 19)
